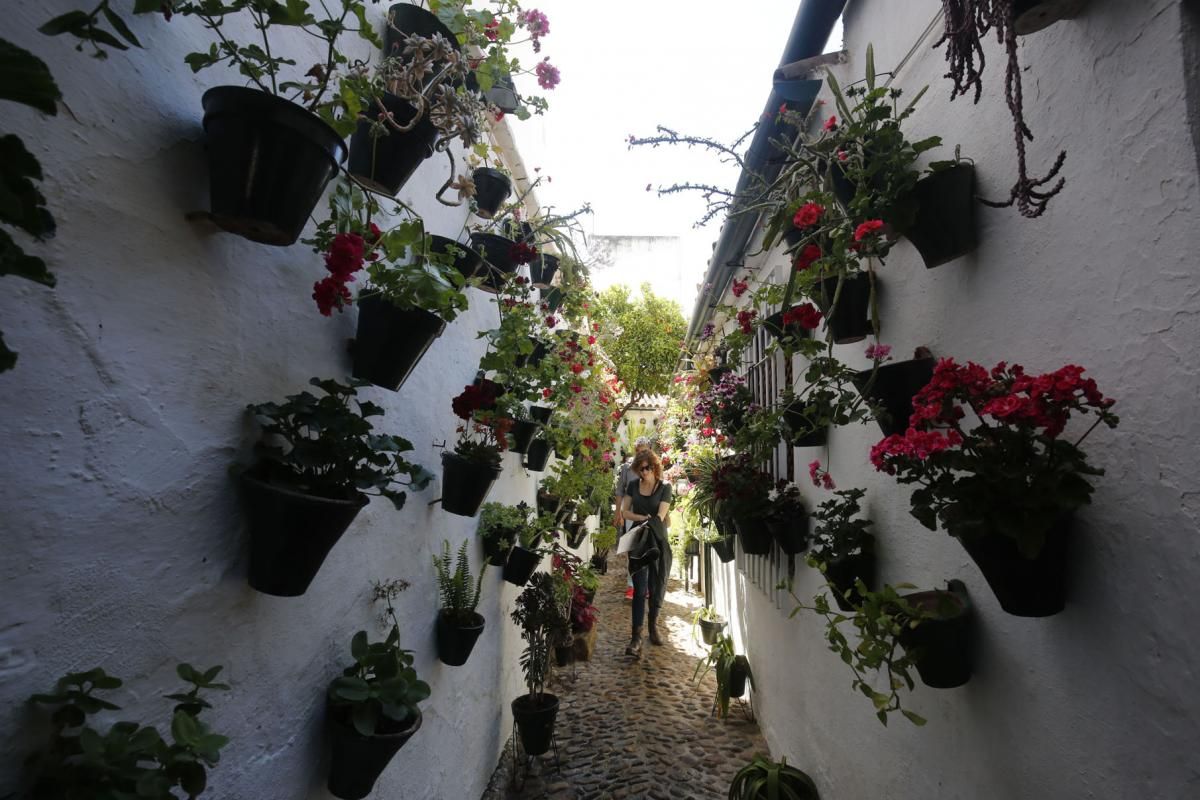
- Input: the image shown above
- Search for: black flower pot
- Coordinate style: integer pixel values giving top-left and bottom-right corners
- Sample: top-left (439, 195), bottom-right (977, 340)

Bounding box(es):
top-left (351, 297), bottom-right (445, 392)
top-left (530, 253), bottom-right (559, 288)
top-left (1013, 0), bottom-right (1088, 35)
top-left (564, 522), bottom-right (588, 549)
top-left (904, 164), bottom-right (978, 269)
top-left (436, 610), bottom-right (486, 667)
top-left (823, 546), bottom-right (876, 612)
top-left (728, 655), bottom-right (750, 698)
top-left (763, 306), bottom-right (815, 346)
top-left (589, 554), bottom-right (608, 574)
top-left (732, 514), bottom-right (773, 556)
top-left (698, 617), bottom-right (726, 645)
top-left (782, 226), bottom-right (806, 248)
top-left (898, 581), bottom-right (973, 688)
top-left (541, 286), bottom-right (565, 312)
top-left (529, 405), bottom-right (553, 424)
top-left (524, 439), bottom-right (552, 472)
top-left (440, 452), bottom-right (501, 517)
top-left (469, 231), bottom-right (520, 293)
top-left (710, 535), bottom-right (736, 563)
top-left (239, 469), bottom-right (368, 597)
top-left (431, 234), bottom-right (482, 280)
top-left (481, 528), bottom-right (515, 567)
top-left (201, 86), bottom-right (346, 246)
top-left (508, 419), bottom-right (541, 455)
top-left (812, 272), bottom-right (874, 344)
top-left (511, 693), bottom-right (559, 756)
top-left (766, 514), bottom-right (808, 555)
top-left (537, 492), bottom-right (562, 516)
top-left (472, 168), bottom-right (512, 218)
top-left (959, 517), bottom-right (1072, 616)
top-left (347, 93), bottom-right (438, 196)
top-left (514, 339), bottom-right (549, 369)
top-left (782, 401), bottom-right (829, 447)
top-left (553, 644), bottom-right (573, 667)
top-left (326, 708), bottom-right (422, 800)
top-left (384, 3), bottom-right (460, 56)
top-left (853, 357), bottom-right (935, 437)
top-left (684, 539), bottom-right (700, 557)
top-left (502, 545), bottom-right (542, 586)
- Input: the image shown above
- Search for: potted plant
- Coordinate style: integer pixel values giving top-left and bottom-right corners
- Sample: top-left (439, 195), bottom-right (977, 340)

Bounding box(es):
top-left (693, 633), bottom-right (752, 720)
top-left (765, 481), bottom-right (808, 555)
top-left (510, 573), bottom-right (570, 756)
top-left (783, 354), bottom-right (875, 446)
top-left (478, 501), bottom-right (531, 566)
top-left (326, 621), bottom-right (429, 800)
top-left (729, 755), bottom-right (820, 800)
top-left (26, 664), bottom-right (229, 798)
top-left (871, 358), bottom-right (1119, 616)
top-left (897, 580), bottom-right (974, 689)
top-left (502, 510), bottom-right (553, 587)
top-left (590, 526), bottom-right (617, 574)
top-left (471, 166), bottom-right (513, 218)
top-left (442, 380), bottom-right (511, 517)
top-left (711, 455), bottom-right (774, 556)
top-left (524, 436), bottom-right (553, 471)
top-left (574, 562), bottom-right (600, 605)
top-left (684, 450), bottom-right (737, 563)
top-left (241, 378), bottom-right (433, 596)
top-left (806, 487), bottom-right (876, 612)
top-left (692, 605), bottom-right (727, 646)
top-left (853, 347), bottom-right (936, 436)
top-left (569, 583), bottom-right (599, 661)
top-left (432, 539), bottom-right (488, 667)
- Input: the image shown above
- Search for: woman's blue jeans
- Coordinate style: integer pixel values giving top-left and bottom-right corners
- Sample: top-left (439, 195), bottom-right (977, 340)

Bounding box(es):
top-left (630, 565), bottom-right (658, 629)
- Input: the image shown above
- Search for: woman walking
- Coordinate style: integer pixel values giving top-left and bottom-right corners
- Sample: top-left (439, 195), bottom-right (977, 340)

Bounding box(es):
top-left (619, 448), bottom-right (673, 658)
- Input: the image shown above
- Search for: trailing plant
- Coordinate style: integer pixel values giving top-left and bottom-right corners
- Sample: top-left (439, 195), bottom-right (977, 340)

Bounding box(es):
top-left (246, 377), bottom-right (434, 509)
top-left (433, 539), bottom-right (487, 624)
top-left (729, 754), bottom-right (820, 800)
top-left (26, 663), bottom-right (230, 799)
top-left (693, 633), bottom-right (752, 720)
top-left (783, 354), bottom-right (875, 441)
top-left (870, 358), bottom-right (1118, 556)
top-left (806, 488), bottom-right (874, 566)
top-left (511, 572), bottom-right (570, 703)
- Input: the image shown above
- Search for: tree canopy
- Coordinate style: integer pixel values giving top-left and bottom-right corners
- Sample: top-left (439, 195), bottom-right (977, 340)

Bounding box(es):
top-left (592, 283), bottom-right (687, 419)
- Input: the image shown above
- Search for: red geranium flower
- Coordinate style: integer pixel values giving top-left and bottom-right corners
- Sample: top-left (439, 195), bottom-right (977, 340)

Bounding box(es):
top-left (854, 219), bottom-right (885, 242)
top-left (792, 202), bottom-right (824, 229)
top-left (795, 243), bottom-right (822, 271)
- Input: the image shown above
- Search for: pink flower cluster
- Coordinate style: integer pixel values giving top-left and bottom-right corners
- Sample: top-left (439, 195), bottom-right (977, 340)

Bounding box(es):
top-left (869, 428), bottom-right (963, 474)
top-left (535, 58), bottom-right (560, 90)
top-left (864, 343), bottom-right (891, 361)
top-left (808, 459), bottom-right (835, 490)
top-left (731, 278), bottom-right (749, 298)
top-left (520, 9), bottom-right (550, 48)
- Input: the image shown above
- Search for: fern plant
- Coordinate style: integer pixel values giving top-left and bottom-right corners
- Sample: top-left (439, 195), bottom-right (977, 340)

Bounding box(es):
top-left (433, 539), bottom-right (487, 625)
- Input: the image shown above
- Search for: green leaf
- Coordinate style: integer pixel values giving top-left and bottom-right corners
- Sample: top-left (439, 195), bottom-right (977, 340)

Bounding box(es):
top-left (901, 708), bottom-right (927, 726)
top-left (38, 11), bottom-right (92, 37)
top-left (103, 6), bottom-right (142, 48)
top-left (350, 630), bottom-right (368, 661)
top-left (351, 701), bottom-right (377, 736)
top-left (171, 710), bottom-right (201, 745)
top-left (133, 0), bottom-right (164, 13)
top-left (0, 38), bottom-right (61, 114)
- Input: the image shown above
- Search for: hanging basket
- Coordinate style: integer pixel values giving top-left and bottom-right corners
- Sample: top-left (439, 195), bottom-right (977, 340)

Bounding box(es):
top-left (351, 297), bottom-right (445, 392)
top-left (732, 514), bottom-right (773, 556)
top-left (898, 581), bottom-right (973, 688)
top-left (511, 693), bottom-right (559, 756)
top-left (201, 86), bottom-right (346, 246)
top-left (468, 231), bottom-right (520, 293)
top-left (326, 707), bottom-right (422, 800)
top-left (812, 272), bottom-right (874, 344)
top-left (536, 492), bottom-right (562, 516)
top-left (710, 534), bottom-right (737, 564)
top-left (440, 452), bottom-right (501, 517)
top-left (472, 168), bottom-right (512, 218)
top-left (823, 545), bottom-right (876, 612)
top-left (958, 516), bottom-right (1072, 617)
top-left (502, 545), bottom-right (542, 586)
top-left (530, 253), bottom-right (560, 288)
top-left (346, 93), bottom-right (438, 196)
top-left (698, 616), bottom-right (726, 645)
top-left (904, 164), bottom-right (978, 269)
top-left (435, 610), bottom-right (486, 667)
top-left (239, 468), bottom-right (367, 597)
top-left (853, 357), bottom-right (936, 436)
top-left (481, 529), bottom-right (514, 567)
top-left (430, 234), bottom-right (482, 281)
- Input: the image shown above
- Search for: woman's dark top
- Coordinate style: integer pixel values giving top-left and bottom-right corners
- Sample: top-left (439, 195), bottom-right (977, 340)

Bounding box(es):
top-left (626, 478), bottom-right (673, 519)
top-left (625, 479), bottom-right (673, 607)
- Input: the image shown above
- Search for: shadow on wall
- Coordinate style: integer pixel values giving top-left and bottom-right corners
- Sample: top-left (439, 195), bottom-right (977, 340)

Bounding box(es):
top-left (1184, 0), bottom-right (1200, 177)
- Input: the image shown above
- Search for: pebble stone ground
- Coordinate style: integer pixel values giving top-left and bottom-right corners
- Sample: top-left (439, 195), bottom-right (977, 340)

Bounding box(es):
top-left (480, 555), bottom-right (769, 800)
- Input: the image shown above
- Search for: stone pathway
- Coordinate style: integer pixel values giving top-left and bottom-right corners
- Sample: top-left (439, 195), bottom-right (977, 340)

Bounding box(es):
top-left (481, 555), bottom-right (769, 799)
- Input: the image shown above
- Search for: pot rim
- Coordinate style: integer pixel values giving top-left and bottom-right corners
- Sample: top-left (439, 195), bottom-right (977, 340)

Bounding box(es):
top-left (240, 468), bottom-right (368, 508)
top-left (438, 608), bottom-right (485, 630)
top-left (327, 704), bottom-right (423, 740)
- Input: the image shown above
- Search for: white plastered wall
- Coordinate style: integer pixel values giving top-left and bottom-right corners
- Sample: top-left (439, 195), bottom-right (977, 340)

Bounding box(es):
top-left (704, 0), bottom-right (1200, 797)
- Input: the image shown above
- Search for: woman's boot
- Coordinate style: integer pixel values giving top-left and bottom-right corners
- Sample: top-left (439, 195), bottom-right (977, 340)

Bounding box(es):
top-left (647, 613), bottom-right (664, 646)
top-left (625, 626), bottom-right (643, 657)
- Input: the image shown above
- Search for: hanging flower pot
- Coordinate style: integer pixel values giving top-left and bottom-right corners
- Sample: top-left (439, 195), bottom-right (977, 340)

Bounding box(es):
top-left (710, 535), bottom-right (736, 564)
top-left (728, 655), bottom-right (751, 698)
top-left (431, 234), bottom-right (482, 281)
top-left (528, 405), bottom-right (553, 424)
top-left (732, 514), bottom-right (773, 556)
top-left (904, 164), bottom-right (978, 269)
top-left (782, 401), bottom-right (829, 447)
top-left (684, 539), bottom-right (701, 557)
top-left (530, 253), bottom-right (559, 288)
top-left (536, 491), bottom-right (562, 516)
top-left (853, 357), bottom-right (935, 436)
top-left (468, 231), bottom-right (520, 293)
top-left (524, 439), bottom-right (552, 472)
top-left (698, 616), bottom-right (726, 645)
top-left (384, 3), bottom-right (460, 56)
top-left (540, 286), bottom-right (565, 313)
top-left (514, 339), bottom-right (549, 369)
top-left (898, 581), bottom-right (973, 688)
top-left (201, 86), bottom-right (346, 247)
top-left (763, 306), bottom-right (817, 346)
top-left (440, 452), bottom-right (502, 517)
top-left (823, 543), bottom-right (876, 612)
top-left (435, 610), bottom-right (486, 667)
top-left (502, 544), bottom-right (543, 586)
top-left (564, 522), bottom-right (588, 549)
top-left (507, 419), bottom-right (541, 455)
top-left (239, 469), bottom-right (368, 597)
top-left (481, 527), bottom-right (515, 567)
top-left (1012, 0), bottom-right (1089, 35)
top-left (346, 93), bottom-right (438, 196)
top-left (812, 273), bottom-right (874, 344)
top-left (326, 707), bottom-right (422, 800)
top-left (351, 297), bottom-right (445, 392)
top-left (472, 168), bottom-right (513, 218)
top-left (959, 516), bottom-right (1072, 616)
top-left (766, 514), bottom-right (808, 555)
top-left (511, 693), bottom-right (559, 756)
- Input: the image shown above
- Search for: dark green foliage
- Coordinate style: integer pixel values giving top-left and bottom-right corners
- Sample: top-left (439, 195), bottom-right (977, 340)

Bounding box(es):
top-left (728, 754), bottom-right (820, 800)
top-left (27, 664), bottom-right (230, 799)
top-left (433, 539), bottom-right (486, 623)
top-left (328, 628), bottom-right (430, 737)
top-left (693, 634), bottom-right (753, 720)
top-left (511, 572), bottom-right (569, 702)
top-left (807, 488), bottom-right (874, 565)
top-left (246, 377), bottom-right (433, 510)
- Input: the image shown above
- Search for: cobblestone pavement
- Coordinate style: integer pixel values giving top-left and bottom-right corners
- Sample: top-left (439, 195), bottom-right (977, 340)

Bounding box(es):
top-left (481, 555), bottom-right (768, 800)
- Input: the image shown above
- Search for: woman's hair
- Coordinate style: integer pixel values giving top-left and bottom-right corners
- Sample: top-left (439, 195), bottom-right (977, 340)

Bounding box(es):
top-left (631, 449), bottom-right (663, 482)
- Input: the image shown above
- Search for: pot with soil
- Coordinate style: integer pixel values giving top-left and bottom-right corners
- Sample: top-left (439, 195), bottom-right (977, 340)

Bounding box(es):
top-left (853, 356), bottom-right (935, 437)
top-left (823, 545), bottom-right (876, 612)
top-left (536, 492), bottom-right (562, 516)
top-left (472, 167), bottom-right (512, 218)
top-left (440, 452), bottom-right (502, 517)
top-left (898, 580), bottom-right (973, 688)
top-left (530, 253), bottom-right (559, 288)
top-left (698, 615), bottom-right (726, 646)
top-left (524, 439), bottom-right (552, 472)
top-left (812, 272), bottom-right (874, 344)
top-left (435, 610), bottom-right (486, 667)
top-left (351, 297), bottom-right (445, 391)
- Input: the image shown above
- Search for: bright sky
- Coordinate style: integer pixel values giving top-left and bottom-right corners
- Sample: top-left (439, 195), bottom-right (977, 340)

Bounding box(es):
top-left (507, 1), bottom-right (840, 317)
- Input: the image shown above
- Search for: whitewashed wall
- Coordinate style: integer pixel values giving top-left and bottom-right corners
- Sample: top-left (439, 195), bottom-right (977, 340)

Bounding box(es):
top-left (0, 2), bottom-right (572, 797)
top-left (706, 0), bottom-right (1200, 797)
